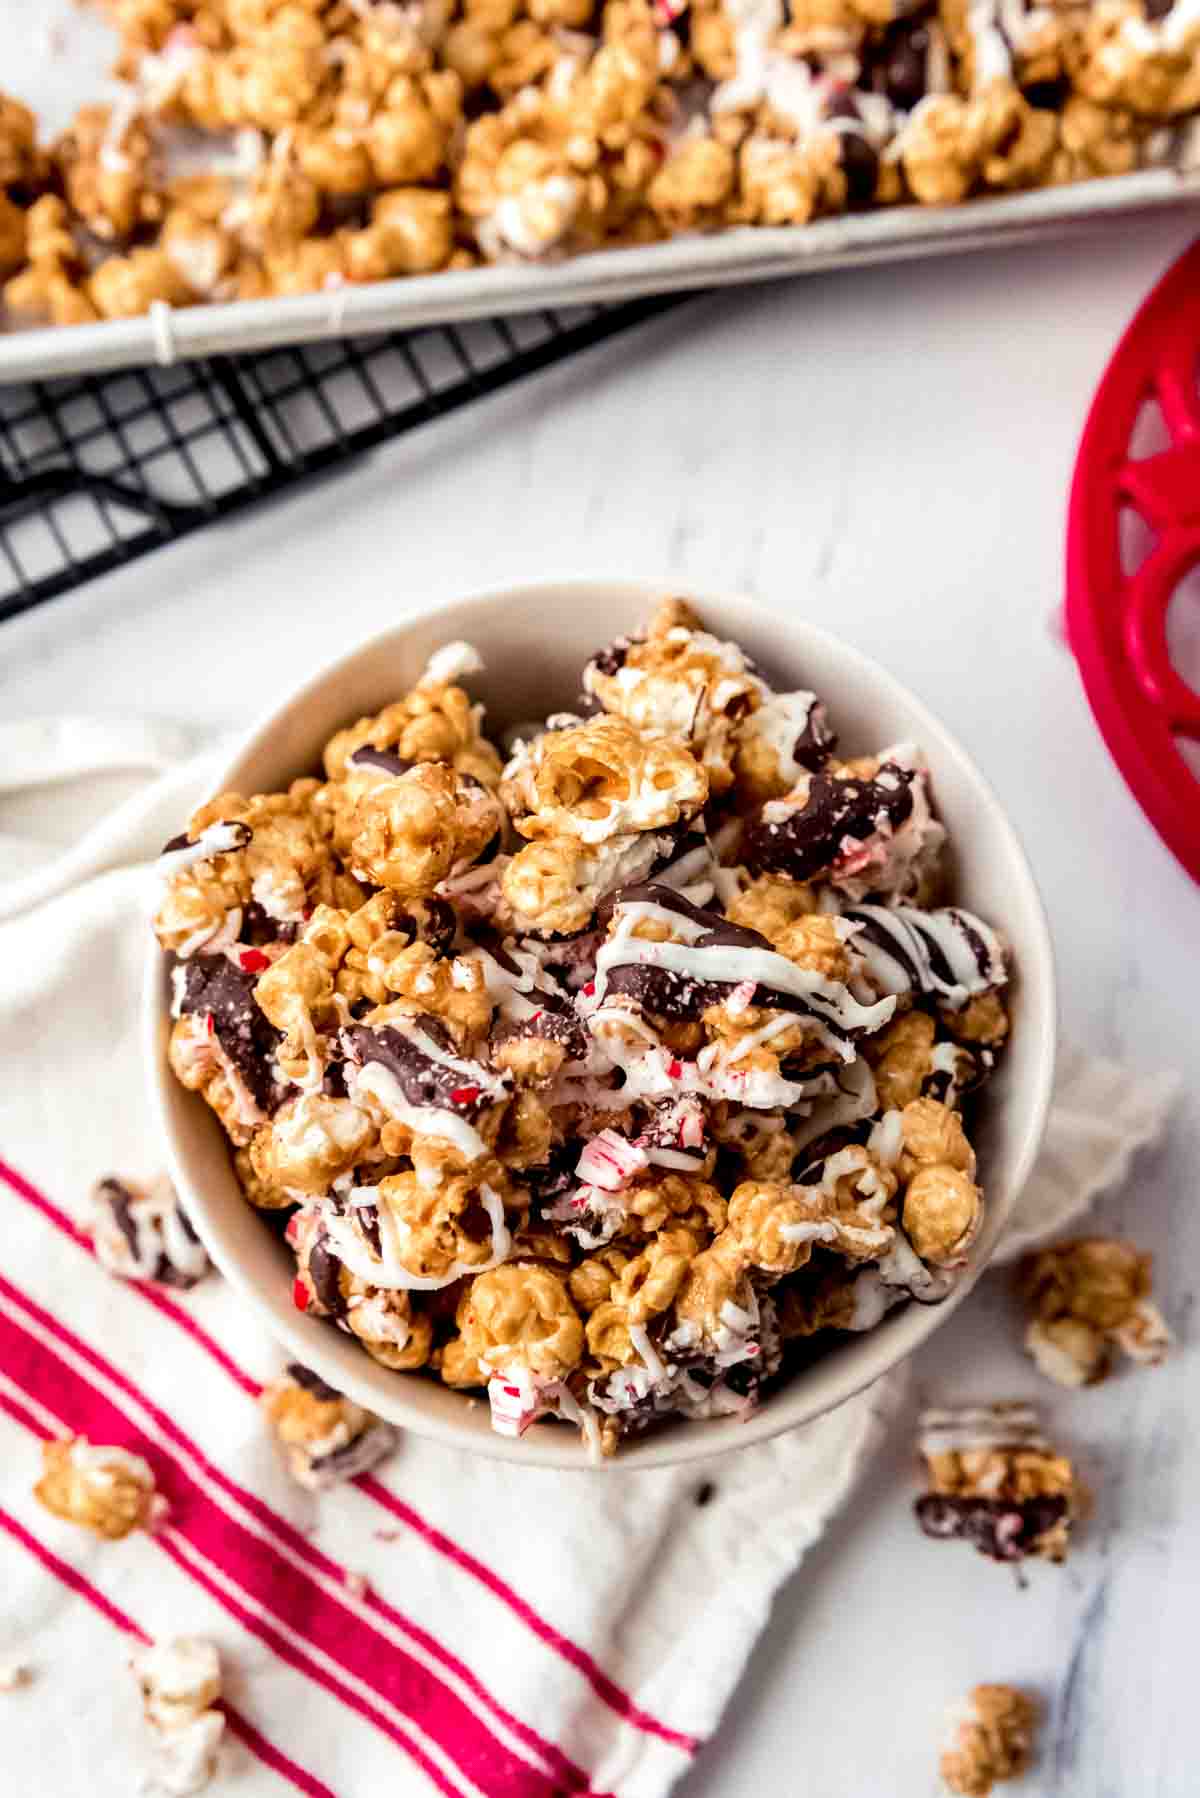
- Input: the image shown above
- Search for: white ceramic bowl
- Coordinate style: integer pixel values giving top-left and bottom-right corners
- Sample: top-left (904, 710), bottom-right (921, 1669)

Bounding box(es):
top-left (144, 580), bottom-right (1056, 1470)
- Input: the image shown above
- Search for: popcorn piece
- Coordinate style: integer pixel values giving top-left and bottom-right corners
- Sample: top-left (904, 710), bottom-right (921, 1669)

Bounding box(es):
top-left (350, 762), bottom-right (501, 893)
top-left (744, 747), bottom-right (945, 901)
top-left (35, 1436), bottom-right (166, 1540)
top-left (55, 102), bottom-right (160, 243)
top-left (451, 1262), bottom-right (585, 1382)
top-left (648, 136), bottom-right (735, 230)
top-left (89, 1174), bottom-right (211, 1289)
top-left (3, 195), bottom-right (98, 327)
top-left (130, 1636), bottom-right (225, 1796)
top-left (783, 1142), bottom-right (900, 1263)
top-left (582, 601), bottom-right (766, 793)
top-left (501, 825), bottom-right (689, 935)
top-left (502, 713), bottom-right (708, 844)
top-left (733, 688), bottom-right (837, 804)
top-left (897, 1097), bottom-right (983, 1265)
top-left (939, 1684), bottom-right (1039, 1796)
top-left (0, 1661), bottom-right (30, 1690)
top-left (1073, 0), bottom-right (1200, 119)
top-left (1019, 1236), bottom-right (1171, 1387)
top-left (322, 657), bottom-right (501, 787)
top-left (915, 1402), bottom-right (1081, 1563)
top-left (260, 1364), bottom-right (399, 1488)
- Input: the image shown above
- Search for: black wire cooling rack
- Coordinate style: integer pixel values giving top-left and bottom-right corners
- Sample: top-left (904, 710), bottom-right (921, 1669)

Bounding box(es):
top-left (0, 296), bottom-right (681, 626)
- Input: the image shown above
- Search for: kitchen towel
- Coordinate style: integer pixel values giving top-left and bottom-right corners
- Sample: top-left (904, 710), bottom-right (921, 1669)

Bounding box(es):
top-left (0, 717), bottom-right (1177, 1798)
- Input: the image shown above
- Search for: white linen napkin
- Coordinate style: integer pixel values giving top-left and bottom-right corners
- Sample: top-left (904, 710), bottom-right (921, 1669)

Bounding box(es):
top-left (0, 719), bottom-right (1176, 1798)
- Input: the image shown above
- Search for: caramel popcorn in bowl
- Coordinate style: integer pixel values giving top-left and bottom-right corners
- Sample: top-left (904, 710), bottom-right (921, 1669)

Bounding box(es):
top-left (155, 602), bottom-right (1014, 1456)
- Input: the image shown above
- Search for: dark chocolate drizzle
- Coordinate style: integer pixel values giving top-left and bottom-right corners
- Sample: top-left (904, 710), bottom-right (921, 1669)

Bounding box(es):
top-left (837, 127), bottom-right (879, 209)
top-left (598, 882), bottom-right (763, 943)
top-left (791, 699), bottom-right (838, 773)
top-left (598, 884), bottom-right (868, 1044)
top-left (743, 763), bottom-right (916, 883)
top-left (534, 923), bottom-right (608, 988)
top-left (523, 1140), bottom-right (581, 1212)
top-left (95, 1177), bottom-right (142, 1262)
top-left (177, 955), bottom-right (287, 1113)
top-left (307, 1237), bottom-right (348, 1317)
top-left (241, 902), bottom-right (300, 947)
top-left (389, 895), bottom-right (458, 959)
top-left (842, 905), bottom-right (1001, 999)
top-left (914, 1493), bottom-right (1069, 1562)
top-left (160, 820), bottom-right (252, 858)
top-left (650, 824), bottom-right (711, 878)
top-left (341, 1015), bottom-right (503, 1119)
top-left (492, 993), bottom-right (588, 1062)
top-left (587, 635), bottom-right (635, 679)
top-left (869, 12), bottom-right (935, 111)
top-left (350, 746), bottom-right (413, 777)
top-left (94, 1177), bottom-right (206, 1290)
top-left (322, 1060), bottom-right (349, 1098)
top-left (285, 1362), bottom-right (343, 1403)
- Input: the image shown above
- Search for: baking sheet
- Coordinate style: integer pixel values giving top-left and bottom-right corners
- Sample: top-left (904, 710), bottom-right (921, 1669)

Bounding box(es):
top-left (3, 0), bottom-right (1200, 381)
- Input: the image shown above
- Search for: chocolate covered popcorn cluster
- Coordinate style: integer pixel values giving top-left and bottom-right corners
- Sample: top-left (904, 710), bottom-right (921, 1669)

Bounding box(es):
top-left (915, 1400), bottom-right (1082, 1562)
top-left (261, 1362), bottom-right (400, 1486)
top-left (154, 598), bottom-right (1011, 1456)
top-left (3, 0), bottom-right (1200, 328)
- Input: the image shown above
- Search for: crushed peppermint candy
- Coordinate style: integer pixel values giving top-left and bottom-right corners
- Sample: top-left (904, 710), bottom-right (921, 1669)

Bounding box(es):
top-left (725, 979), bottom-right (758, 1017)
top-left (575, 1129), bottom-right (650, 1191)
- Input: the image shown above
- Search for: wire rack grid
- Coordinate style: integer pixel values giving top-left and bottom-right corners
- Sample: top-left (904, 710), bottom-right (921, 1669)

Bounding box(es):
top-left (0, 297), bottom-right (680, 627)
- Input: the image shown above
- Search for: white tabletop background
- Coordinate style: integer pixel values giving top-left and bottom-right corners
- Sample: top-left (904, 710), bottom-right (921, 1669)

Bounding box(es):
top-left (3, 208), bottom-right (1199, 1797)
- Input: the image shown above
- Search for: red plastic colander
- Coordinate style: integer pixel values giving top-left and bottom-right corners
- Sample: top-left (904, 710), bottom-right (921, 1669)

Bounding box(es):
top-left (1066, 239), bottom-right (1200, 885)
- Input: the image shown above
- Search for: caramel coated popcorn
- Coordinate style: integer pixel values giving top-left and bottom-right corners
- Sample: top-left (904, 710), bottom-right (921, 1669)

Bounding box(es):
top-left (156, 605), bottom-right (1011, 1455)
top-left (915, 1402), bottom-right (1081, 1563)
top-left (940, 1684), bottom-right (1039, 1796)
top-left (261, 1363), bottom-right (400, 1487)
top-left (1019, 1234), bottom-right (1171, 1386)
top-left (34, 1436), bottom-right (167, 1539)
top-left (2, 0), bottom-right (1194, 332)
top-left (130, 1636), bottom-right (225, 1795)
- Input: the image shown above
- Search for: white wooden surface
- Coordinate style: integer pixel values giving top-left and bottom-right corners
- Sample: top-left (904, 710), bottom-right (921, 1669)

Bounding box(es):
top-left (3, 208), bottom-right (1198, 1797)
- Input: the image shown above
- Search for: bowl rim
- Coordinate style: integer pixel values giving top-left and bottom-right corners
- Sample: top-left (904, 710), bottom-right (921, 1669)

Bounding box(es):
top-left (144, 576), bottom-right (1057, 1471)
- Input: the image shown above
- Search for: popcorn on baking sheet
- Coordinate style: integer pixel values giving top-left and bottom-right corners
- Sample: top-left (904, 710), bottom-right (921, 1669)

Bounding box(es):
top-left (34, 1436), bottom-right (168, 1539)
top-left (1019, 1234), bottom-right (1171, 1386)
top-left (154, 604), bottom-right (1012, 1455)
top-left (939, 1684), bottom-right (1040, 1796)
top-left (1, 0), bottom-right (1199, 323)
top-left (914, 1401), bottom-right (1082, 1564)
top-left (130, 1636), bottom-right (225, 1796)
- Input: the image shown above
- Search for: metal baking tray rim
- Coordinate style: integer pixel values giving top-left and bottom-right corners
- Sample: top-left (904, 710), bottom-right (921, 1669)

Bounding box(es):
top-left (2, 167), bottom-right (1198, 382)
